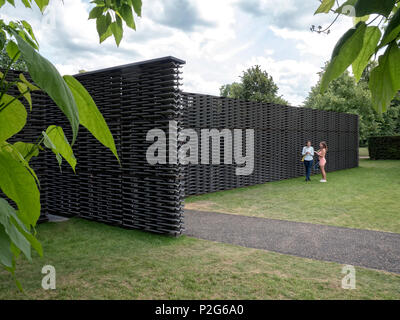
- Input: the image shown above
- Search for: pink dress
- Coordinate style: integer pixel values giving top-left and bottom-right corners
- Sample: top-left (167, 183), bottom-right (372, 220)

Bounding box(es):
top-left (317, 150), bottom-right (326, 166)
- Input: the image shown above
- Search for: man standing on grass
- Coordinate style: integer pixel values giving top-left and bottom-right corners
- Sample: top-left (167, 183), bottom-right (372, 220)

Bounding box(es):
top-left (302, 141), bottom-right (314, 182)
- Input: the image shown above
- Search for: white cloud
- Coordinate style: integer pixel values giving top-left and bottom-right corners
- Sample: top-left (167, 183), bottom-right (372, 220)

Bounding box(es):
top-left (269, 20), bottom-right (353, 60)
top-left (1, 0), bottom-right (354, 105)
top-left (236, 0), bottom-right (337, 29)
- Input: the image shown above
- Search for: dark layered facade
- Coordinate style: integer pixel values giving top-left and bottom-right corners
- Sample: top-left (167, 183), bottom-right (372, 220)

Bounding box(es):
top-left (368, 136), bottom-right (400, 160)
top-left (6, 57), bottom-right (186, 235)
top-left (182, 93), bottom-right (359, 195)
top-left (4, 56), bottom-right (358, 236)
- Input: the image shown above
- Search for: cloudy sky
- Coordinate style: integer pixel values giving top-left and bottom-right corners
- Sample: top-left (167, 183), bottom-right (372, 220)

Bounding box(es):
top-left (1, 0), bottom-right (353, 106)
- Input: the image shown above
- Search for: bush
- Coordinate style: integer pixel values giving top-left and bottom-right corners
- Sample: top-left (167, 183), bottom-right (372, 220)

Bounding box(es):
top-left (368, 136), bottom-right (400, 160)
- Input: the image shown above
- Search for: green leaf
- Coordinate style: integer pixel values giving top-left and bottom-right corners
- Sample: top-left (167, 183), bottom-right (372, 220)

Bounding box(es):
top-left (131, 0), bottom-right (142, 17)
top-left (44, 125), bottom-right (77, 171)
top-left (369, 43), bottom-right (400, 113)
top-left (6, 0), bottom-right (15, 7)
top-left (63, 75), bottom-right (119, 162)
top-left (106, 12), bottom-right (112, 25)
top-left (111, 16), bottom-right (123, 46)
top-left (16, 82), bottom-right (32, 111)
top-left (21, 0), bottom-right (31, 8)
top-left (354, 0), bottom-right (396, 17)
top-left (0, 32), bottom-right (6, 51)
top-left (3, 197), bottom-right (42, 258)
top-left (55, 152), bottom-right (62, 167)
top-left (321, 22), bottom-right (367, 93)
top-left (89, 6), bottom-right (104, 19)
top-left (20, 20), bottom-right (37, 43)
top-left (10, 242), bottom-right (20, 259)
top-left (100, 26), bottom-right (113, 43)
top-left (13, 223), bottom-right (42, 257)
top-left (380, 8), bottom-right (400, 48)
top-left (17, 29), bottom-right (38, 50)
top-left (314, 0), bottom-right (335, 14)
top-left (1, 141), bottom-right (40, 187)
top-left (352, 26), bottom-right (381, 82)
top-left (0, 94), bottom-right (27, 142)
top-left (34, 0), bottom-right (49, 13)
top-left (6, 40), bottom-right (19, 60)
top-left (13, 33), bottom-right (80, 144)
top-left (120, 4), bottom-right (136, 29)
top-left (0, 198), bottom-right (31, 261)
top-left (389, 45), bottom-right (400, 89)
top-left (331, 28), bottom-right (356, 59)
top-left (0, 149), bottom-right (40, 227)
top-left (14, 277), bottom-right (23, 291)
top-left (13, 141), bottom-right (39, 162)
top-left (96, 14), bottom-right (109, 38)
top-left (19, 73), bottom-right (40, 91)
top-left (0, 226), bottom-right (12, 268)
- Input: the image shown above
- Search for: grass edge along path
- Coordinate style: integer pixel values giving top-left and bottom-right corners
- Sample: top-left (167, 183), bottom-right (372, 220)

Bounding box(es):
top-left (186, 160), bottom-right (400, 234)
top-left (0, 219), bottom-right (399, 299)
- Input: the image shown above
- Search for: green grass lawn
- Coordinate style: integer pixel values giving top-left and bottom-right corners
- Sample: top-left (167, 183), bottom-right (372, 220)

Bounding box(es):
top-left (0, 218), bottom-right (399, 299)
top-left (186, 160), bottom-right (400, 233)
top-left (359, 147), bottom-right (369, 157)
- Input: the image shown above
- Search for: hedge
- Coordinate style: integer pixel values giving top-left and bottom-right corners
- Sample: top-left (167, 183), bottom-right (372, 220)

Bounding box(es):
top-left (368, 136), bottom-right (400, 160)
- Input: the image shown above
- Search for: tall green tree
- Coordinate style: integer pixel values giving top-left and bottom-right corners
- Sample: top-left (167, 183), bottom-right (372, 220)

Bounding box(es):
top-left (304, 65), bottom-right (400, 145)
top-left (220, 65), bottom-right (288, 105)
top-left (313, 0), bottom-right (400, 113)
top-left (0, 0), bottom-right (142, 287)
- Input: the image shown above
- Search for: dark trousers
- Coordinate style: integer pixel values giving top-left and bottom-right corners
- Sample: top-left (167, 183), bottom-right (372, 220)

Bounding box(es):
top-left (304, 160), bottom-right (313, 181)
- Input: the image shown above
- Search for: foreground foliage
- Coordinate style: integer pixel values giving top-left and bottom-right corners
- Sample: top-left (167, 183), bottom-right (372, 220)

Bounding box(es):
top-left (0, 0), bottom-right (141, 285)
top-left (314, 0), bottom-right (400, 113)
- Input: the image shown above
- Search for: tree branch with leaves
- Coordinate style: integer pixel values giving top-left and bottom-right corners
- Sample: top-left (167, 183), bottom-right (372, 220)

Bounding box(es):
top-left (313, 0), bottom-right (400, 113)
top-left (0, 0), bottom-right (141, 289)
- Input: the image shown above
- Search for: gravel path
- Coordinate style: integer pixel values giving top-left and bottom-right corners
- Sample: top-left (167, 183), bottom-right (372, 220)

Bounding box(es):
top-left (184, 210), bottom-right (400, 274)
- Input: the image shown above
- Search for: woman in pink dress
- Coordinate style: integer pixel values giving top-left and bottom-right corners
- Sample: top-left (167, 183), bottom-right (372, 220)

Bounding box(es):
top-left (316, 141), bottom-right (328, 182)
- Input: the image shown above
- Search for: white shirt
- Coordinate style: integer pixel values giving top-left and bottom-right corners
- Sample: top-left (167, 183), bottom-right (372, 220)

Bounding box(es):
top-left (302, 146), bottom-right (314, 161)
